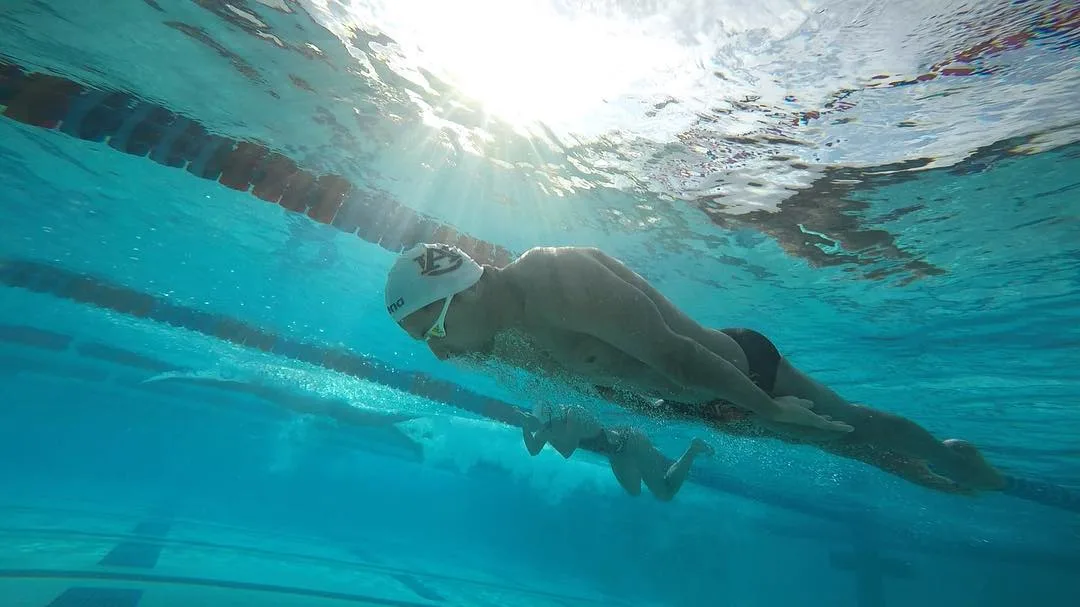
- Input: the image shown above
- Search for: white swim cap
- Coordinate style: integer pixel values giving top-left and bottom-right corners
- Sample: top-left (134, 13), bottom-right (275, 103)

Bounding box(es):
top-left (384, 243), bottom-right (484, 322)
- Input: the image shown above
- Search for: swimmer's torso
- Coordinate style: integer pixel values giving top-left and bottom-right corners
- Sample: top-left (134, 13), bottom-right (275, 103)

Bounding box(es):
top-left (481, 329), bottom-right (709, 403)
top-left (434, 246), bottom-right (731, 404)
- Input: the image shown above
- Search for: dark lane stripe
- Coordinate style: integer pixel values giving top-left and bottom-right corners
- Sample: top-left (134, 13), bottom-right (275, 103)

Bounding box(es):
top-left (391, 574), bottom-right (445, 602)
top-left (0, 324), bottom-right (71, 350)
top-left (98, 541), bottom-right (165, 569)
top-left (98, 519), bottom-right (173, 569)
top-left (0, 353), bottom-right (108, 382)
top-left (0, 324), bottom-right (178, 376)
top-left (2, 569), bottom-right (433, 607)
top-left (0, 258), bottom-right (530, 433)
top-left (75, 343), bottom-right (176, 373)
top-left (47, 587), bottom-right (143, 607)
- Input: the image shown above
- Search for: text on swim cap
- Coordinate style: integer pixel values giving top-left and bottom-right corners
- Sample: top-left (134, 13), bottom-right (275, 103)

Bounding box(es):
top-left (414, 246), bottom-right (462, 276)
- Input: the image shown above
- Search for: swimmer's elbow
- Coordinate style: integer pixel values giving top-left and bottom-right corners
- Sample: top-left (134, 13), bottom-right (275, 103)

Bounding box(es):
top-left (657, 339), bottom-right (773, 413)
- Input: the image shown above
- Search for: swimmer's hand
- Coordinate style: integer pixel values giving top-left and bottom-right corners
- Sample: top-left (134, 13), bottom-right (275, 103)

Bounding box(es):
top-left (689, 438), bottom-right (714, 457)
top-left (772, 396), bottom-right (853, 433)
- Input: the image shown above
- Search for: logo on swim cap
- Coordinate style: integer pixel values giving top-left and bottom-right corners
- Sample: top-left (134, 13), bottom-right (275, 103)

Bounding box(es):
top-left (384, 243), bottom-right (484, 322)
top-left (413, 244), bottom-right (463, 277)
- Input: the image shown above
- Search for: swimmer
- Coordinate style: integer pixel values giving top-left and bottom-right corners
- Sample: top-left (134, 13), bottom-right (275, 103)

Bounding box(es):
top-left (522, 403), bottom-right (713, 501)
top-left (607, 390), bottom-right (979, 495)
top-left (384, 243), bottom-right (1004, 491)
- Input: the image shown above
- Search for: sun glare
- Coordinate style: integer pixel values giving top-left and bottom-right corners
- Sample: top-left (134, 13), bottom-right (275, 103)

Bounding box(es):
top-left (360, 0), bottom-right (690, 129)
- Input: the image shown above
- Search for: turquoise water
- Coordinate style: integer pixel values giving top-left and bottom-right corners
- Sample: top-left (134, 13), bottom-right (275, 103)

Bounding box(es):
top-left (1, 1), bottom-right (1079, 606)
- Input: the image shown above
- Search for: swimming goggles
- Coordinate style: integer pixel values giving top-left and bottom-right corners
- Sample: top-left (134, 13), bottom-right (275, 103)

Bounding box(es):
top-left (423, 295), bottom-right (454, 340)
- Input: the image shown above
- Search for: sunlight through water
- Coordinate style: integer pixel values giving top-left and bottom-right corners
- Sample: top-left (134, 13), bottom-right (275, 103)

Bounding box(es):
top-left (315, 0), bottom-right (818, 134)
top-left (306, 0), bottom-right (1080, 211)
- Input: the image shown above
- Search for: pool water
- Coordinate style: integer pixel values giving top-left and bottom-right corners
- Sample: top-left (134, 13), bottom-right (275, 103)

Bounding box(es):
top-left (1, 1), bottom-right (1079, 606)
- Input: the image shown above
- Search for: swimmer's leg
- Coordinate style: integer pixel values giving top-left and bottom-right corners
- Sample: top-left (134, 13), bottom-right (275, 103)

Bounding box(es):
top-left (621, 431), bottom-right (713, 501)
top-left (774, 359), bottom-right (1004, 490)
top-left (608, 452), bottom-right (643, 497)
top-left (903, 460), bottom-right (974, 495)
top-left (836, 443), bottom-right (974, 495)
top-left (650, 438), bottom-right (713, 501)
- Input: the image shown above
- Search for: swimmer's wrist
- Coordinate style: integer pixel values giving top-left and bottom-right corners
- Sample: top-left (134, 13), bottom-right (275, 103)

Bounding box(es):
top-left (764, 398), bottom-right (797, 422)
top-left (751, 392), bottom-right (784, 419)
top-left (714, 359), bottom-right (783, 418)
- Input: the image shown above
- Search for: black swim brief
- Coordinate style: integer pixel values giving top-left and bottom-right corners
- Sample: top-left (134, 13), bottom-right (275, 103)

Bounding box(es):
top-left (720, 328), bottom-right (781, 396)
top-left (578, 428), bottom-right (626, 455)
top-left (541, 419), bottom-right (626, 456)
top-left (688, 329), bottom-right (783, 425)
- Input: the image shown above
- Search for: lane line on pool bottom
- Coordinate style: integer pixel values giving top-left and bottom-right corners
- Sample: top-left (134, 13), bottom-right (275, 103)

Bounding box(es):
top-left (390, 573), bottom-right (445, 602)
top-left (98, 518), bottom-right (173, 569)
top-left (44, 518), bottom-right (177, 607)
top-left (46, 587), bottom-right (144, 607)
top-left (0, 525), bottom-right (627, 604)
top-left (5, 569), bottom-right (439, 607)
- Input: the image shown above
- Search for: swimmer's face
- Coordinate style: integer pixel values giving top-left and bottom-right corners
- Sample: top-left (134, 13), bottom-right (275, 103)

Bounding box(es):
top-left (398, 298), bottom-right (494, 360)
top-left (398, 300), bottom-right (442, 341)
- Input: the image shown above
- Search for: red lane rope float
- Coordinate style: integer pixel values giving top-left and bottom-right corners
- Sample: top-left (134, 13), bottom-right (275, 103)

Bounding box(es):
top-left (0, 60), bottom-right (512, 268)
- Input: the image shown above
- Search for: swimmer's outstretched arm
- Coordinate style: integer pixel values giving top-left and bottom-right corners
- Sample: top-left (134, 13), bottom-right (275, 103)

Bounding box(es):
top-left (520, 251), bottom-right (850, 433)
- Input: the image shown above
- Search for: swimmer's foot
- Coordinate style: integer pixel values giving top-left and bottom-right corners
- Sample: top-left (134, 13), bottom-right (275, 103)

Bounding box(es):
top-left (912, 461), bottom-right (977, 496)
top-left (944, 439), bottom-right (1006, 491)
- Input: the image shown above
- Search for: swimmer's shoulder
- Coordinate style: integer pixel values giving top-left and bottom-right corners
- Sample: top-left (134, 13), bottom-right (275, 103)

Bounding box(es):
top-left (512, 246), bottom-right (598, 269)
top-left (501, 247), bottom-right (598, 298)
top-left (502, 247), bottom-right (555, 280)
top-left (498, 246), bottom-right (587, 287)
